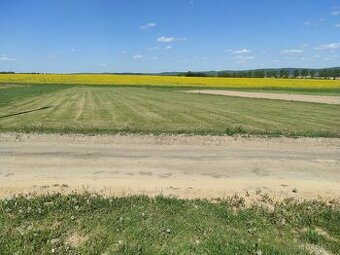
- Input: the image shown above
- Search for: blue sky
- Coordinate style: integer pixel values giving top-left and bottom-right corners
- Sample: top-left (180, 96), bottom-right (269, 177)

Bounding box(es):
top-left (0, 0), bottom-right (340, 73)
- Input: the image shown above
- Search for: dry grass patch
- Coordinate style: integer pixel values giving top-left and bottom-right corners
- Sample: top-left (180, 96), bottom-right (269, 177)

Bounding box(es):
top-left (67, 232), bottom-right (89, 248)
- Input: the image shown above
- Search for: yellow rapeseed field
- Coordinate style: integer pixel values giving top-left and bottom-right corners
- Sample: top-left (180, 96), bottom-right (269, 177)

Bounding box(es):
top-left (0, 73), bottom-right (340, 89)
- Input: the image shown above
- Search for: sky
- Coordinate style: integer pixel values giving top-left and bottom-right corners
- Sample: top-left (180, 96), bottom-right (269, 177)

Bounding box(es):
top-left (0, 0), bottom-right (340, 73)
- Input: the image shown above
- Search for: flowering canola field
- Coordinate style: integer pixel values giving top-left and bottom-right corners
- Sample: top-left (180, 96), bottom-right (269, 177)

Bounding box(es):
top-left (0, 74), bottom-right (339, 89)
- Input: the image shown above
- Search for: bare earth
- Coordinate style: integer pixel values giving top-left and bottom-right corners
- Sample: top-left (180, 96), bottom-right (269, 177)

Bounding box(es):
top-left (0, 133), bottom-right (339, 201)
top-left (187, 90), bottom-right (340, 104)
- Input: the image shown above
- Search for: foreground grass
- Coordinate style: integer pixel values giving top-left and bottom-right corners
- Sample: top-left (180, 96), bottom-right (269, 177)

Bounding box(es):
top-left (0, 85), bottom-right (339, 137)
top-left (1, 74), bottom-right (340, 91)
top-left (0, 193), bottom-right (339, 254)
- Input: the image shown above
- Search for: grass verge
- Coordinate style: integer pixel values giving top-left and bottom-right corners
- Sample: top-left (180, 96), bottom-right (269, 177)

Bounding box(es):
top-left (0, 193), bottom-right (339, 254)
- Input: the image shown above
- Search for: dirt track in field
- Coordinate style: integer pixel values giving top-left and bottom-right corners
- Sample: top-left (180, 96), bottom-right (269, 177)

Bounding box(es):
top-left (187, 90), bottom-right (340, 104)
top-left (0, 133), bottom-right (339, 200)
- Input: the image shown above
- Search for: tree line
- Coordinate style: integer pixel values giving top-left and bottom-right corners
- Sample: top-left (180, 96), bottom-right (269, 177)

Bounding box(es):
top-left (178, 68), bottom-right (340, 79)
top-left (217, 68), bottom-right (340, 79)
top-left (2, 69), bottom-right (340, 79)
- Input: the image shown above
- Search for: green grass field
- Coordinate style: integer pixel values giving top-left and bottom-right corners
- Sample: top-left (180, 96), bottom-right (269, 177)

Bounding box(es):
top-left (0, 84), bottom-right (339, 137)
top-left (0, 193), bottom-right (339, 255)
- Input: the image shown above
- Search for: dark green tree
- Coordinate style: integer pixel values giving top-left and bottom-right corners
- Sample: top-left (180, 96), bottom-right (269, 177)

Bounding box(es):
top-left (293, 69), bottom-right (300, 78)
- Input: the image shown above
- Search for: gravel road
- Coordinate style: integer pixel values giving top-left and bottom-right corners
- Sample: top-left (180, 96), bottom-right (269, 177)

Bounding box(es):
top-left (0, 133), bottom-right (339, 200)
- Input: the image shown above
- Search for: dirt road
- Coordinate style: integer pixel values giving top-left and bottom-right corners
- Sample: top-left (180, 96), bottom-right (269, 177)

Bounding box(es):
top-left (0, 133), bottom-right (339, 200)
top-left (187, 90), bottom-right (340, 104)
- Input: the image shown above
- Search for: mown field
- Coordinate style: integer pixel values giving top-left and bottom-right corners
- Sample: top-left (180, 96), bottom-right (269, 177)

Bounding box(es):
top-left (0, 85), bottom-right (339, 137)
top-left (0, 193), bottom-right (339, 255)
top-left (1, 74), bottom-right (340, 92)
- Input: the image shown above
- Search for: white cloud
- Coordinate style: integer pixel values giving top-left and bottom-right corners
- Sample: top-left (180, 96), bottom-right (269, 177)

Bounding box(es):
top-left (157, 36), bottom-right (187, 43)
top-left (331, 10), bottom-right (340, 16)
top-left (140, 23), bottom-right (156, 30)
top-left (235, 55), bottom-right (254, 60)
top-left (157, 36), bottom-right (174, 42)
top-left (225, 48), bottom-right (252, 54)
top-left (316, 42), bottom-right (340, 50)
top-left (281, 49), bottom-right (303, 54)
top-left (132, 54), bottom-right (143, 59)
top-left (234, 48), bottom-right (252, 54)
top-left (234, 55), bottom-right (254, 63)
top-left (147, 46), bottom-right (159, 51)
top-left (150, 56), bottom-right (158, 60)
top-left (165, 45), bottom-right (172, 50)
top-left (70, 48), bottom-right (76, 52)
top-left (336, 24), bottom-right (340, 28)
top-left (0, 55), bottom-right (16, 61)
top-left (303, 21), bottom-right (311, 26)
top-left (226, 49), bottom-right (253, 60)
top-left (120, 51), bottom-right (127, 54)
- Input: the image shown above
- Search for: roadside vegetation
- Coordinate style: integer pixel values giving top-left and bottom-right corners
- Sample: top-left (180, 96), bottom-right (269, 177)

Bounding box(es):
top-left (0, 85), bottom-right (339, 137)
top-left (0, 193), bottom-right (339, 254)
